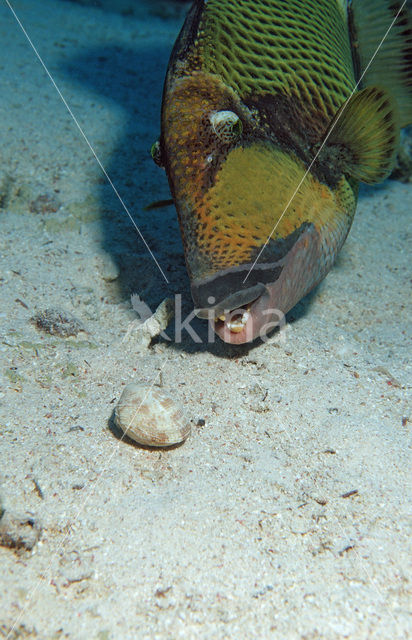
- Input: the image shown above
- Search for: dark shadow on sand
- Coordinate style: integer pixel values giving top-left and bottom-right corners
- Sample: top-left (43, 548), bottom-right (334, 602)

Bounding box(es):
top-left (62, 39), bottom-right (189, 309)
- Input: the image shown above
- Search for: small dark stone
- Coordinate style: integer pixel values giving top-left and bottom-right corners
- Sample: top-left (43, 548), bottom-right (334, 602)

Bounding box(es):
top-left (31, 308), bottom-right (85, 337)
top-left (30, 193), bottom-right (61, 214)
top-left (0, 510), bottom-right (42, 552)
top-left (196, 418), bottom-right (206, 427)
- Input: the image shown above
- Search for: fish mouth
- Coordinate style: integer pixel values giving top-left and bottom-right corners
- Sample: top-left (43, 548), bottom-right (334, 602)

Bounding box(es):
top-left (212, 301), bottom-right (257, 344)
top-left (191, 268), bottom-right (285, 344)
top-left (210, 288), bottom-right (275, 344)
top-left (190, 262), bottom-right (287, 343)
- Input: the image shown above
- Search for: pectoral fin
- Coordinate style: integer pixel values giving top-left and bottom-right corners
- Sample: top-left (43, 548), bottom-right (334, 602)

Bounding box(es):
top-left (350, 0), bottom-right (412, 128)
top-left (324, 86), bottom-right (399, 184)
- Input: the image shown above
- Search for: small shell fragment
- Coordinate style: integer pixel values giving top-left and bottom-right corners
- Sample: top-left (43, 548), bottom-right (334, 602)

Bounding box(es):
top-left (114, 383), bottom-right (190, 447)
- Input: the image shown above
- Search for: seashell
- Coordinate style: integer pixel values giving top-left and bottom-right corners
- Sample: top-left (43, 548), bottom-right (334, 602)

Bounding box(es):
top-left (210, 110), bottom-right (243, 144)
top-left (114, 383), bottom-right (190, 447)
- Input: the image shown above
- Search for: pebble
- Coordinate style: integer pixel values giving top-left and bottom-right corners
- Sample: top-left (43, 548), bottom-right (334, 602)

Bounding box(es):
top-left (29, 192), bottom-right (61, 214)
top-left (0, 509), bottom-right (42, 552)
top-left (32, 308), bottom-right (85, 337)
top-left (100, 253), bottom-right (120, 282)
top-left (114, 383), bottom-right (190, 447)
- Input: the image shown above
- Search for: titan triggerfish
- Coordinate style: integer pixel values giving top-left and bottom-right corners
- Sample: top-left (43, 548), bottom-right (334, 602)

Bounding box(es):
top-left (153, 0), bottom-right (412, 343)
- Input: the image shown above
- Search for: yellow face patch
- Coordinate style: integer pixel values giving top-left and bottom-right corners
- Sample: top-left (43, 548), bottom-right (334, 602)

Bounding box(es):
top-left (162, 74), bottom-right (356, 283)
top-left (180, 143), bottom-right (352, 277)
top-left (198, 144), bottom-right (336, 263)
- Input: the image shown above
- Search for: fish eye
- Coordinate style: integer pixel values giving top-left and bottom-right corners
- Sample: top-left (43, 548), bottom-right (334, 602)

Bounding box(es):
top-left (150, 140), bottom-right (164, 168)
top-left (210, 110), bottom-right (243, 143)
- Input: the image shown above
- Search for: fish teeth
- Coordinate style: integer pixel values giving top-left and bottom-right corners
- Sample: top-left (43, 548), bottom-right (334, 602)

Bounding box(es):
top-left (226, 310), bottom-right (250, 333)
top-left (214, 306), bottom-right (251, 332)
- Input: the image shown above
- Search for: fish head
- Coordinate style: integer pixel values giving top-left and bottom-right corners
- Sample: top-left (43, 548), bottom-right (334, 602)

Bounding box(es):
top-left (161, 72), bottom-right (354, 344)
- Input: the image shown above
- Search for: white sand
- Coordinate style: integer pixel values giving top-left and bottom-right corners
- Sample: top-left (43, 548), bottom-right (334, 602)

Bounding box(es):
top-left (0, 1), bottom-right (411, 638)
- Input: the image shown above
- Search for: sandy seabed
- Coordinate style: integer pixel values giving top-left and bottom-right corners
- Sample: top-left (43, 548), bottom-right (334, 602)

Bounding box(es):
top-left (0, 1), bottom-right (411, 638)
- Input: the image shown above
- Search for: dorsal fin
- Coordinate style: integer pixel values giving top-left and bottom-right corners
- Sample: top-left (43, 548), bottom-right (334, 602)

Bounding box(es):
top-left (324, 85), bottom-right (400, 184)
top-left (350, 0), bottom-right (412, 128)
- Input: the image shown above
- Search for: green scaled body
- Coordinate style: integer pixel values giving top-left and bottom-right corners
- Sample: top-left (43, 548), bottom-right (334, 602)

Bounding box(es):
top-left (186, 0), bottom-right (355, 124)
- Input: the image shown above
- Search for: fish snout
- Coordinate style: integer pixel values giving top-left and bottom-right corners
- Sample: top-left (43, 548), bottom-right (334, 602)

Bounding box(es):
top-left (191, 270), bottom-right (285, 344)
top-left (212, 288), bottom-right (285, 344)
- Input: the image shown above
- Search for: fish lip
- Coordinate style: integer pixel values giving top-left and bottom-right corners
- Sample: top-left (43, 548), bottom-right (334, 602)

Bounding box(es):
top-left (194, 283), bottom-right (267, 320)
